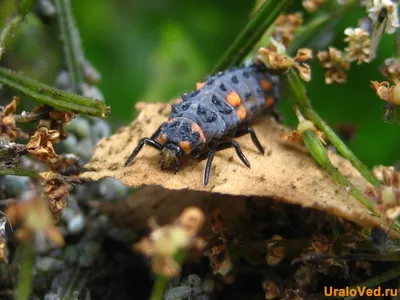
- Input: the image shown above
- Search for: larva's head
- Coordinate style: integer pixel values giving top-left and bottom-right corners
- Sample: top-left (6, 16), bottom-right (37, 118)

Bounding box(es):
top-left (154, 117), bottom-right (206, 171)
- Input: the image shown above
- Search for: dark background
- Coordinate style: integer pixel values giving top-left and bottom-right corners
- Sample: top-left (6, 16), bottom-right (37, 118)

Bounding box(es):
top-left (1, 0), bottom-right (399, 166)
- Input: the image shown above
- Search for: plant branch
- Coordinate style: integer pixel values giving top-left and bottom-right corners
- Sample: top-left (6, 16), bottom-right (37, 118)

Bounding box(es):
top-left (0, 0), bottom-right (36, 60)
top-left (283, 68), bottom-right (380, 187)
top-left (288, 0), bottom-right (358, 54)
top-left (0, 67), bottom-right (109, 117)
top-left (301, 129), bottom-right (377, 214)
top-left (15, 244), bottom-right (35, 300)
top-left (0, 168), bottom-right (39, 178)
top-left (343, 264), bottom-right (400, 300)
top-left (150, 251), bottom-right (186, 300)
top-left (211, 0), bottom-right (289, 73)
top-left (54, 0), bottom-right (84, 93)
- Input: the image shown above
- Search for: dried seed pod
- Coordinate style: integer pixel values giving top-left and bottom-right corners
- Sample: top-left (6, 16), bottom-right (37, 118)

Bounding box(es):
top-left (266, 235), bottom-right (286, 265)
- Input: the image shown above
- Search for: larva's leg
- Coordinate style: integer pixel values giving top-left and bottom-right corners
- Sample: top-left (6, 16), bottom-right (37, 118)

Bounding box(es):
top-left (202, 141), bottom-right (250, 186)
top-left (203, 151), bottom-right (215, 186)
top-left (215, 141), bottom-right (250, 168)
top-left (124, 138), bottom-right (162, 167)
top-left (230, 127), bottom-right (264, 154)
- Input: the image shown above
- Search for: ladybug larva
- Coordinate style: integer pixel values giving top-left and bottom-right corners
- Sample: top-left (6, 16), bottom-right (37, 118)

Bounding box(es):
top-left (125, 62), bottom-right (280, 185)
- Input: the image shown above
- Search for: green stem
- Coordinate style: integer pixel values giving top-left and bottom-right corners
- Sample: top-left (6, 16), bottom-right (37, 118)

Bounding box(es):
top-left (150, 251), bottom-right (186, 300)
top-left (325, 164), bottom-right (376, 214)
top-left (283, 69), bottom-right (380, 186)
top-left (0, 16), bottom-right (23, 60)
top-left (395, 29), bottom-right (400, 58)
top-left (302, 129), bottom-right (377, 215)
top-left (0, 67), bottom-right (109, 117)
top-left (16, 244), bottom-right (35, 300)
top-left (0, 168), bottom-right (39, 177)
top-left (211, 0), bottom-right (289, 73)
top-left (288, 13), bottom-right (331, 55)
top-left (150, 275), bottom-right (169, 300)
top-left (303, 108), bottom-right (381, 186)
top-left (54, 0), bottom-right (84, 93)
top-left (0, 0), bottom-right (36, 60)
top-left (288, 0), bottom-right (357, 54)
top-left (343, 264), bottom-right (400, 300)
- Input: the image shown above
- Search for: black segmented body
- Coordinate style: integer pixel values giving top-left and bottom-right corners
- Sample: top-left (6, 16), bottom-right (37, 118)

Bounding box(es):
top-left (169, 64), bottom-right (280, 142)
top-left (125, 63), bottom-right (280, 185)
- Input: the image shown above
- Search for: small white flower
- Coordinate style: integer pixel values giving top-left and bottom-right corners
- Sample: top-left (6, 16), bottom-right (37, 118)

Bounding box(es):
top-left (368, 0), bottom-right (400, 34)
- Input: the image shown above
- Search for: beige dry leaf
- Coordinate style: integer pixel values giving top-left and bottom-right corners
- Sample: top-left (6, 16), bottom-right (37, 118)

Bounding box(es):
top-left (82, 102), bottom-right (397, 236)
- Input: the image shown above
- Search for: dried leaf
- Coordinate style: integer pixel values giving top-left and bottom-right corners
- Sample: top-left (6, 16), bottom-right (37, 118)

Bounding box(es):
top-left (82, 102), bottom-right (397, 236)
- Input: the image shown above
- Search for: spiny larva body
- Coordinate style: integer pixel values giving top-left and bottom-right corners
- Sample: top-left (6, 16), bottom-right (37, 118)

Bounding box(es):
top-left (125, 63), bottom-right (280, 185)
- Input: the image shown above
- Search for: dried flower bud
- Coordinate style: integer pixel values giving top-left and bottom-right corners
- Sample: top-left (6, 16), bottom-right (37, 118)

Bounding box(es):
top-left (344, 27), bottom-right (371, 64)
top-left (366, 165), bottom-right (400, 221)
top-left (49, 110), bottom-right (74, 123)
top-left (5, 196), bottom-right (64, 251)
top-left (273, 13), bottom-right (303, 47)
top-left (153, 255), bottom-right (180, 277)
top-left (210, 243), bottom-right (232, 276)
top-left (151, 226), bottom-right (190, 255)
top-left (266, 235), bottom-right (286, 265)
top-left (256, 47), bottom-right (294, 74)
top-left (256, 46), bottom-right (312, 81)
top-left (210, 210), bottom-right (225, 235)
top-left (302, 0), bottom-right (326, 13)
top-left (262, 280), bottom-right (280, 300)
top-left (371, 80), bottom-right (400, 105)
top-left (295, 48), bottom-right (313, 62)
top-left (134, 207), bottom-right (205, 277)
top-left (318, 47), bottom-right (350, 84)
top-left (293, 63), bottom-right (311, 82)
top-left (40, 172), bottom-right (77, 220)
top-left (178, 207), bottom-right (205, 237)
top-left (310, 234), bottom-right (332, 254)
top-left (381, 58), bottom-right (400, 78)
top-left (372, 165), bottom-right (400, 187)
top-left (50, 154), bottom-right (81, 175)
top-left (0, 97), bottom-right (20, 141)
top-left (27, 127), bottom-right (60, 162)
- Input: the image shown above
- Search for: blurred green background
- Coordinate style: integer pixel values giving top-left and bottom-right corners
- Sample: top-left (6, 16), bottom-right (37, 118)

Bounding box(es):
top-left (0, 0), bottom-right (399, 167)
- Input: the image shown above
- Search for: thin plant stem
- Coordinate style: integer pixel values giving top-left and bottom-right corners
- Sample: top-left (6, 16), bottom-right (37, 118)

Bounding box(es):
top-left (0, 168), bottom-right (39, 178)
top-left (395, 28), bottom-right (400, 58)
top-left (150, 251), bottom-right (186, 300)
top-left (15, 244), bottom-right (35, 300)
top-left (0, 67), bottom-right (109, 117)
top-left (0, 0), bottom-right (35, 60)
top-left (0, 16), bottom-right (23, 60)
top-left (283, 68), bottom-right (380, 187)
top-left (288, 0), bottom-right (358, 54)
top-left (303, 107), bottom-right (381, 186)
top-left (325, 163), bottom-right (377, 214)
top-left (343, 264), bottom-right (400, 300)
top-left (150, 275), bottom-right (169, 300)
top-left (211, 0), bottom-right (289, 73)
top-left (54, 0), bottom-right (84, 93)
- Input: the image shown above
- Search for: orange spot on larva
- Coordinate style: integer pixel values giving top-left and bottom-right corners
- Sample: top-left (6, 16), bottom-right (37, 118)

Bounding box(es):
top-left (191, 123), bottom-right (206, 144)
top-left (260, 80), bottom-right (272, 91)
top-left (226, 91), bottom-right (241, 107)
top-left (236, 106), bottom-right (247, 121)
top-left (265, 96), bottom-right (275, 107)
top-left (196, 82), bottom-right (205, 90)
top-left (160, 134), bottom-right (168, 144)
top-left (179, 141), bottom-right (192, 154)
